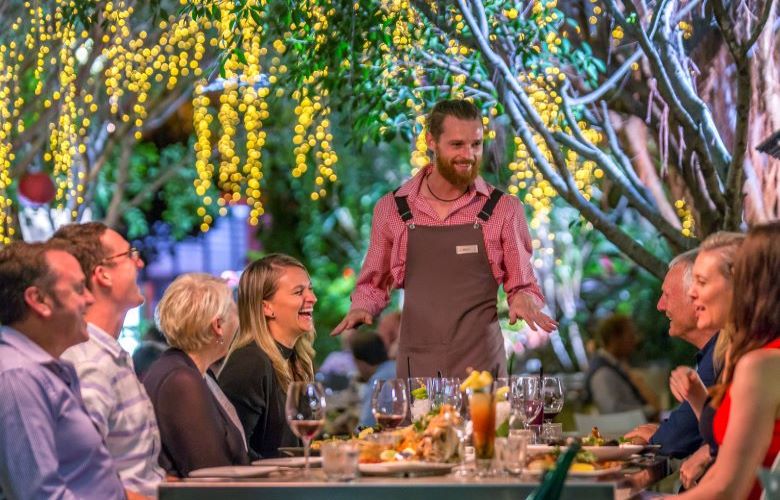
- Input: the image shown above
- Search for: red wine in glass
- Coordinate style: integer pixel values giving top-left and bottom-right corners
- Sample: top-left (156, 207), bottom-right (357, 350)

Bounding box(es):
top-left (543, 410), bottom-right (560, 421)
top-left (286, 381), bottom-right (326, 476)
top-left (375, 413), bottom-right (405, 429)
top-left (289, 419), bottom-right (324, 440)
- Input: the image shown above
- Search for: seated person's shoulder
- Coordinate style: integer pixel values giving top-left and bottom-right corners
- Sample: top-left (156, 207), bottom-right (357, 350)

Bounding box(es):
top-left (734, 348), bottom-right (780, 379)
top-left (0, 362), bottom-right (60, 400)
top-left (220, 344), bottom-right (274, 381)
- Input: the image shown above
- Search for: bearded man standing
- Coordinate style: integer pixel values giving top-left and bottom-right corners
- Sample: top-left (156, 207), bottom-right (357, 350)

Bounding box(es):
top-left (333, 99), bottom-right (556, 378)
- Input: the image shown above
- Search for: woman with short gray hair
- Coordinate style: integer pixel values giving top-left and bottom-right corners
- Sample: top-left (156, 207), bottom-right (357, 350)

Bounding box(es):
top-left (143, 273), bottom-right (248, 477)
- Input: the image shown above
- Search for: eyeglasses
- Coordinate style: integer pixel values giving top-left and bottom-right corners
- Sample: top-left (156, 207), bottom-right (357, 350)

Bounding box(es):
top-left (102, 247), bottom-right (141, 263)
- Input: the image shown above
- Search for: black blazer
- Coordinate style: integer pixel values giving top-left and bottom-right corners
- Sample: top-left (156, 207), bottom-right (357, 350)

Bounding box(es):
top-left (143, 348), bottom-right (249, 477)
top-left (218, 342), bottom-right (300, 459)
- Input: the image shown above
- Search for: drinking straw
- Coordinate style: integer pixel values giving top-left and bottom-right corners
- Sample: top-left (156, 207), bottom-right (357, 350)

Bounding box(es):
top-left (407, 356), bottom-right (413, 403)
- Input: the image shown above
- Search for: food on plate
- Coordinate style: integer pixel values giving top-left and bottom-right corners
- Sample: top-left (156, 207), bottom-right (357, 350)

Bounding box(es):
top-left (579, 426), bottom-right (629, 446)
top-left (527, 448), bottom-right (622, 473)
top-left (358, 404), bottom-right (462, 464)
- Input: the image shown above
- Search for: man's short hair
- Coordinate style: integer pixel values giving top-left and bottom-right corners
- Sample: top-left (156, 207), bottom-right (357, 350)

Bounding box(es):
top-left (349, 330), bottom-right (389, 366)
top-left (596, 313), bottom-right (634, 348)
top-left (51, 222), bottom-right (110, 290)
top-left (427, 99), bottom-right (481, 140)
top-left (668, 248), bottom-right (699, 295)
top-left (0, 240), bottom-right (72, 325)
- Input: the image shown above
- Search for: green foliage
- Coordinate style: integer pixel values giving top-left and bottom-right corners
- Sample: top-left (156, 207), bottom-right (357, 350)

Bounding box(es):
top-left (93, 141), bottom-right (219, 240)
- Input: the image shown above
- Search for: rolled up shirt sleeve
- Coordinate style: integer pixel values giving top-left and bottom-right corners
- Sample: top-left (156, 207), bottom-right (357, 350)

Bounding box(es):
top-left (0, 369), bottom-right (79, 500)
top-left (350, 195), bottom-right (397, 316)
top-left (500, 195), bottom-right (544, 307)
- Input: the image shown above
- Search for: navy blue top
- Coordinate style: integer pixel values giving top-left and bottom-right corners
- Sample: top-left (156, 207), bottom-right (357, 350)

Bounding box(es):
top-left (649, 333), bottom-right (719, 458)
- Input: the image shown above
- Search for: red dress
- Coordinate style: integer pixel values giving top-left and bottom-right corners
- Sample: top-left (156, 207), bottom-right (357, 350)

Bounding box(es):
top-left (713, 338), bottom-right (780, 500)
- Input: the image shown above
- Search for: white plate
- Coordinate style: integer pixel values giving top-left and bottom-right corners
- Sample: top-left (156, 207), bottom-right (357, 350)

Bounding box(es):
top-left (359, 461), bottom-right (455, 476)
top-left (252, 456), bottom-right (323, 468)
top-left (583, 444), bottom-right (644, 461)
top-left (188, 465), bottom-right (280, 478)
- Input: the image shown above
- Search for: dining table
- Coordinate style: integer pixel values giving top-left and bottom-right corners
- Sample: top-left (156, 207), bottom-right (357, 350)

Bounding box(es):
top-left (158, 454), bottom-right (670, 500)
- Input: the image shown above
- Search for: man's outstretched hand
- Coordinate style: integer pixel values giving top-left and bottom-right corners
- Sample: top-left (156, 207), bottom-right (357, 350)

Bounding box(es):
top-left (509, 293), bottom-right (557, 333)
top-left (331, 308), bottom-right (373, 336)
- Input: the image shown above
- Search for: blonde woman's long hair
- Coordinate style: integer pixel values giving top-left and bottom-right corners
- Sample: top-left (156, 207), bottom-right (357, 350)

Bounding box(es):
top-left (225, 254), bottom-right (315, 391)
top-left (710, 222), bottom-right (780, 406)
top-left (697, 231), bottom-right (745, 372)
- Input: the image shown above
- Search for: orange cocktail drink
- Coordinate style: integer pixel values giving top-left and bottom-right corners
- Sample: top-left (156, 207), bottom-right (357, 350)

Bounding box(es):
top-left (469, 390), bottom-right (496, 461)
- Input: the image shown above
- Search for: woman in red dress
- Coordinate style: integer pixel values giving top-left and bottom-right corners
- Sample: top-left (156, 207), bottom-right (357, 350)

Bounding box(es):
top-left (676, 221), bottom-right (780, 499)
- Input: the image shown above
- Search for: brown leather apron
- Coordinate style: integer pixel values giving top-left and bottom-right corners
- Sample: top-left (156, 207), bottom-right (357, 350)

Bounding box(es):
top-left (394, 189), bottom-right (508, 379)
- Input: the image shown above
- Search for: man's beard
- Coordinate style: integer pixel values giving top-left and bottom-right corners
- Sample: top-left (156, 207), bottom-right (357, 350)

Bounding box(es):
top-left (435, 154), bottom-right (480, 190)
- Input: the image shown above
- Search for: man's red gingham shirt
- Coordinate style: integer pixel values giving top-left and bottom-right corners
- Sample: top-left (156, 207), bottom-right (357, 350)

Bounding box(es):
top-left (351, 165), bottom-right (545, 316)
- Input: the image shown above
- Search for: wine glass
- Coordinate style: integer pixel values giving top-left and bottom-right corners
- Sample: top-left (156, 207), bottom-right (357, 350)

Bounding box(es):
top-left (371, 378), bottom-right (408, 429)
top-left (408, 376), bottom-right (432, 421)
top-left (430, 377), bottom-right (463, 413)
top-left (509, 376), bottom-right (543, 430)
top-left (542, 376), bottom-right (564, 423)
top-left (286, 381), bottom-right (326, 476)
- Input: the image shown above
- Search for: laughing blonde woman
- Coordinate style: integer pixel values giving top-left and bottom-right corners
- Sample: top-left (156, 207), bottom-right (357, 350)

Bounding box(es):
top-left (218, 254), bottom-right (317, 459)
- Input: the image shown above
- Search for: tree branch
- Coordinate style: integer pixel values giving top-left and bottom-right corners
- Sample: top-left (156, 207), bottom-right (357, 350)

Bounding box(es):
top-left (505, 92), bottom-right (667, 278)
top-left (724, 56), bottom-right (751, 229)
top-left (570, 49), bottom-right (643, 106)
top-left (124, 163), bottom-right (183, 210)
top-left (744, 0), bottom-right (776, 51)
top-left (598, 101), bottom-right (654, 205)
top-left (142, 88), bottom-right (193, 133)
top-left (103, 139), bottom-right (133, 228)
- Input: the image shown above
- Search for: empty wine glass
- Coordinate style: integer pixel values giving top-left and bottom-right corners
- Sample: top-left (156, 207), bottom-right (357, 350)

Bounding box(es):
top-left (371, 378), bottom-right (408, 429)
top-left (430, 377), bottom-right (463, 413)
top-left (510, 376), bottom-right (543, 430)
top-left (286, 381), bottom-right (326, 476)
top-left (542, 376), bottom-right (564, 423)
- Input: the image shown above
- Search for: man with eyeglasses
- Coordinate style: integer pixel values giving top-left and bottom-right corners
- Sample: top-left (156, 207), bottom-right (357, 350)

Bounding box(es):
top-left (52, 223), bottom-right (164, 498)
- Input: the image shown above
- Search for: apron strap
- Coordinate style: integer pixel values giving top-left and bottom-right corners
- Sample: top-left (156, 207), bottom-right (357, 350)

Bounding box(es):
top-left (477, 188), bottom-right (504, 222)
top-left (392, 189), bottom-right (414, 223)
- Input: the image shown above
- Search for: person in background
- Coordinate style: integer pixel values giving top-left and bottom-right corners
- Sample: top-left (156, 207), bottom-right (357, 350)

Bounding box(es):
top-left (52, 222), bottom-right (164, 496)
top-left (350, 330), bottom-right (397, 426)
top-left (133, 325), bottom-right (168, 380)
top-left (332, 99), bottom-right (555, 379)
top-left (625, 249), bottom-right (720, 461)
top-left (674, 222), bottom-right (780, 499)
top-left (317, 328), bottom-right (357, 390)
top-left (219, 254), bottom-right (317, 459)
top-left (586, 313), bottom-right (660, 419)
top-left (666, 232), bottom-right (745, 488)
top-left (143, 273), bottom-right (248, 477)
top-left (0, 241), bottom-right (130, 499)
